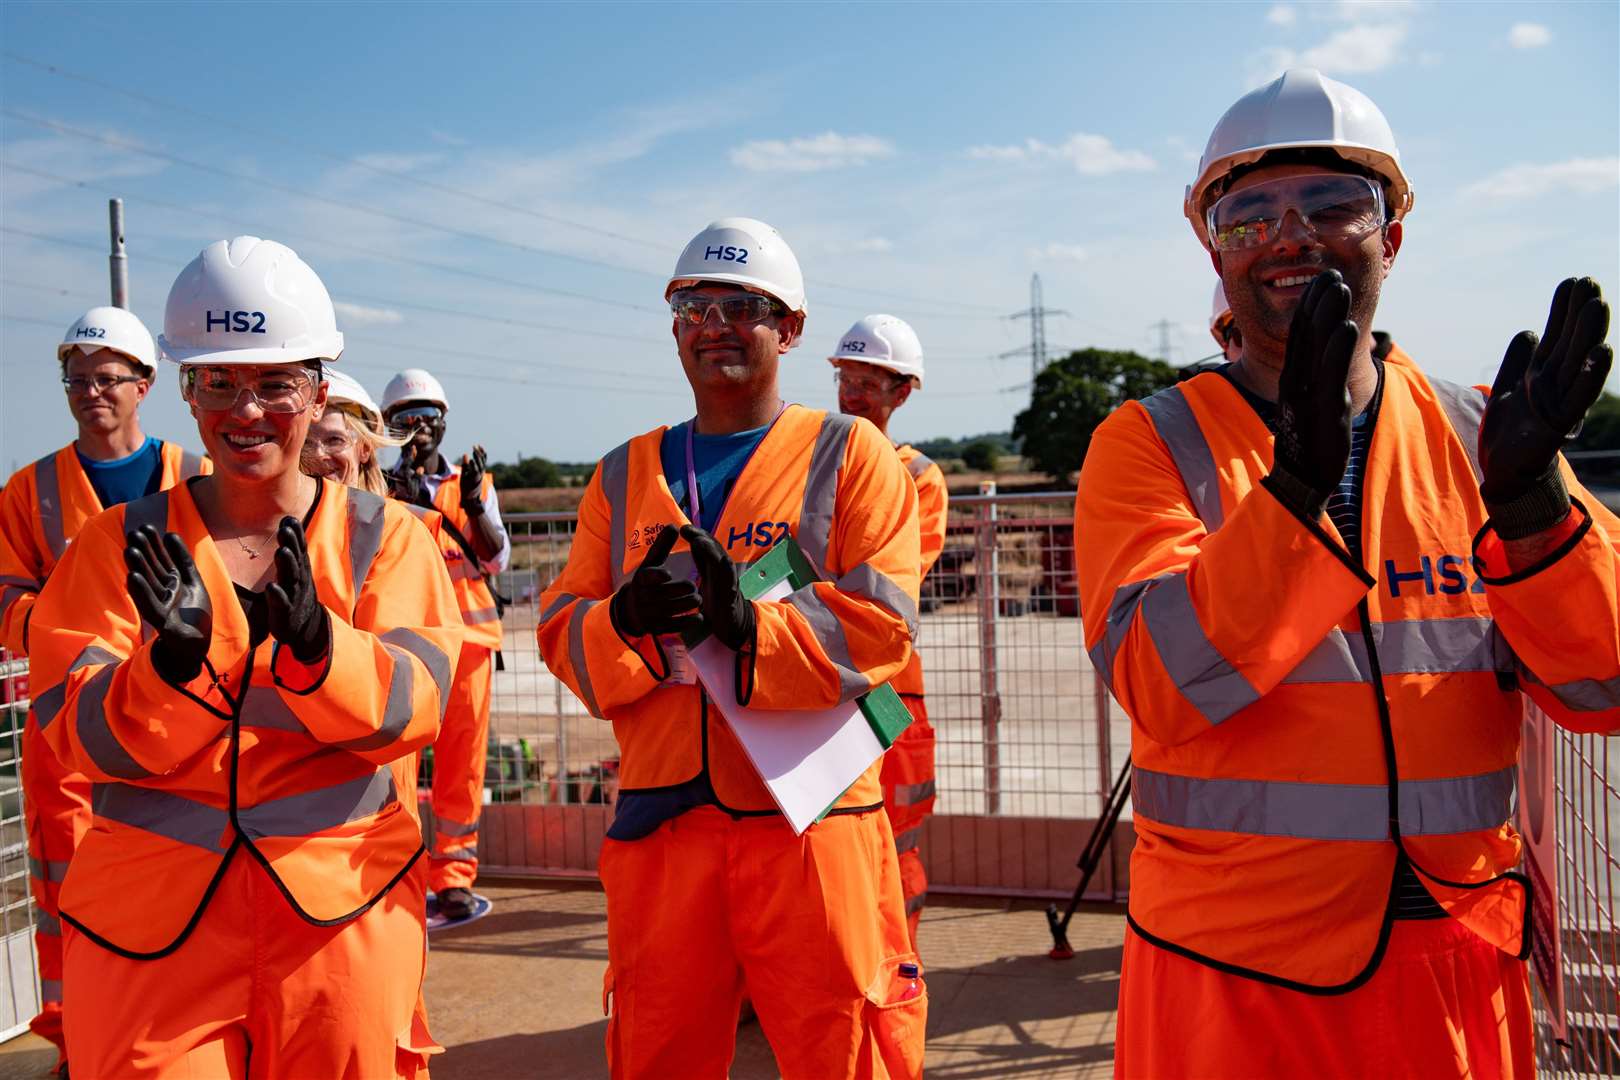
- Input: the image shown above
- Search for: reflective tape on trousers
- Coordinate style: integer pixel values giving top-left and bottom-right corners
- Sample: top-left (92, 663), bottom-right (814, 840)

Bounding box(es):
top-left (1132, 764), bottom-right (1517, 841)
top-left (1138, 387), bottom-right (1225, 531)
top-left (437, 844), bottom-right (477, 862)
top-left (799, 413), bottom-right (856, 580)
top-left (905, 891), bottom-right (927, 916)
top-left (434, 816), bottom-right (480, 838)
top-left (33, 451), bottom-right (66, 561)
top-left (893, 779), bottom-right (936, 806)
top-left (783, 586), bottom-right (869, 702)
top-left (28, 856), bottom-right (70, 883)
top-left (0, 585), bottom-right (27, 620)
top-left (895, 826), bottom-right (922, 854)
top-left (34, 910), bottom-right (62, 937)
top-left (40, 979), bottom-right (62, 1004)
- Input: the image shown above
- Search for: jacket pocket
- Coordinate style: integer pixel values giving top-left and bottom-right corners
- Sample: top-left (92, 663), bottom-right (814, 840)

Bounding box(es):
top-left (862, 954), bottom-right (927, 1079)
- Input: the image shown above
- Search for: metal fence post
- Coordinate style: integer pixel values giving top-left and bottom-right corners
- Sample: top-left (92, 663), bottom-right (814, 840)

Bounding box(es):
top-left (108, 198), bottom-right (128, 309)
top-left (975, 481), bottom-right (1002, 815)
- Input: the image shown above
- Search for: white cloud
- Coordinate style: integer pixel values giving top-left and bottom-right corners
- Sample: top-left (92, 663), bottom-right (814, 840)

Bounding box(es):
top-left (333, 301), bottom-right (404, 326)
top-left (1335, 0), bottom-right (1414, 22)
top-left (729, 133), bottom-right (896, 173)
top-left (1267, 5), bottom-right (1296, 27)
top-left (1299, 21), bottom-right (1408, 72)
top-left (1508, 23), bottom-right (1552, 49)
top-left (968, 133), bottom-right (1155, 175)
top-left (1028, 243), bottom-right (1088, 262)
top-left (1460, 157), bottom-right (1620, 200)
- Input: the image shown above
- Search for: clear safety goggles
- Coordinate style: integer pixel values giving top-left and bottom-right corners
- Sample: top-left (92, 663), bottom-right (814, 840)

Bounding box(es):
top-left (386, 404), bottom-right (444, 435)
top-left (833, 367), bottom-right (906, 395)
top-left (669, 290), bottom-right (783, 327)
top-left (304, 429), bottom-right (358, 457)
top-left (181, 365), bottom-right (320, 414)
top-left (1206, 174), bottom-right (1385, 253)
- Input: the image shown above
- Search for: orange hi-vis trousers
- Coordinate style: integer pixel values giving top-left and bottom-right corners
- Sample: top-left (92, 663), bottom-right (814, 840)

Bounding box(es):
top-left (21, 708), bottom-right (89, 1067)
top-left (598, 807), bottom-right (926, 1080)
top-left (1115, 918), bottom-right (1535, 1079)
top-left (63, 852), bottom-right (437, 1079)
top-left (880, 694), bottom-right (935, 949)
top-left (429, 644), bottom-right (492, 891)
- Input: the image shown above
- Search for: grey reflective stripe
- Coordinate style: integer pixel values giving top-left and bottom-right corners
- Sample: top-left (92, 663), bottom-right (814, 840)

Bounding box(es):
top-left (36, 645), bottom-right (120, 732)
top-left (464, 607), bottom-right (501, 625)
top-left (93, 783), bottom-right (230, 853)
top-left (895, 826), bottom-right (922, 854)
top-left (435, 816), bottom-right (479, 838)
top-left (798, 413), bottom-right (856, 579)
top-left (445, 559), bottom-right (481, 583)
top-left (347, 488), bottom-right (388, 593)
top-left (381, 627), bottom-right (452, 710)
top-left (1138, 387), bottom-right (1224, 531)
top-left (1087, 573), bottom-right (1172, 692)
top-left (1140, 574), bottom-right (1259, 723)
top-left (76, 664), bottom-right (153, 779)
top-left (40, 979), bottom-right (62, 1004)
top-left (238, 768), bottom-right (397, 839)
top-left (1525, 669), bottom-right (1620, 713)
top-left (34, 452), bottom-right (67, 560)
top-left (28, 856), bottom-right (70, 883)
top-left (600, 443), bottom-right (632, 587)
top-left (905, 452), bottom-right (935, 480)
top-left (0, 585), bottom-right (27, 619)
top-left (894, 779), bottom-right (935, 805)
top-left (239, 687), bottom-right (310, 733)
top-left (1283, 617), bottom-right (1511, 684)
top-left (332, 645), bottom-right (415, 751)
top-left (905, 891), bottom-right (927, 916)
top-left (1133, 765), bottom-right (1516, 841)
top-left (437, 844), bottom-right (477, 861)
top-left (121, 489), bottom-right (170, 540)
top-left (1428, 378), bottom-right (1486, 485)
top-left (0, 574), bottom-right (41, 589)
top-left (35, 911), bottom-right (62, 938)
top-left (539, 592), bottom-right (578, 625)
top-left (836, 563), bottom-right (918, 639)
top-left (177, 449), bottom-right (206, 480)
top-left (568, 599), bottom-right (604, 716)
top-left (784, 588), bottom-right (869, 702)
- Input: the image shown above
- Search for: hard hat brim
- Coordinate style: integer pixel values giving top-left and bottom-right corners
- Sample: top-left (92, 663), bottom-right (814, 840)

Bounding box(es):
top-left (159, 336), bottom-right (344, 368)
top-left (56, 342), bottom-right (156, 376)
top-left (665, 274), bottom-right (806, 314)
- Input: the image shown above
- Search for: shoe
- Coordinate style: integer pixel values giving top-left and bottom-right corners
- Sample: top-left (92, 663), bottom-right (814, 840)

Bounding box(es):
top-left (436, 887), bottom-right (476, 921)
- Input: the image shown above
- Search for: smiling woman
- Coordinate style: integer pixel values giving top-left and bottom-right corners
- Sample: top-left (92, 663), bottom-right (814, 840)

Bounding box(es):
top-left (24, 235), bottom-right (461, 1077)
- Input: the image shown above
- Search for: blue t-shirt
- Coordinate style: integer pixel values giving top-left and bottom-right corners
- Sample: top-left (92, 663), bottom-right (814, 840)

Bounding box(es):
top-left (77, 436), bottom-right (163, 510)
top-left (606, 418), bottom-right (772, 841)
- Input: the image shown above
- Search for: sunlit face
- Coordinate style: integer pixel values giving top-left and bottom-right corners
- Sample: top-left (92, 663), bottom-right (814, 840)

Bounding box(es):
top-left (834, 360), bottom-right (912, 428)
top-left (62, 349), bottom-right (149, 437)
top-left (186, 362), bottom-right (327, 485)
top-left (302, 409), bottom-right (371, 486)
top-left (671, 284), bottom-right (802, 396)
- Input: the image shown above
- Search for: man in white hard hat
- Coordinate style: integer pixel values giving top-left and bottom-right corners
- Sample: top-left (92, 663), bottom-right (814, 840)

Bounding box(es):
top-left (379, 367), bottom-right (508, 922)
top-left (0, 306), bottom-right (208, 1073)
top-left (1076, 67), bottom-right (1617, 1077)
top-left (538, 218), bottom-right (926, 1077)
top-left (829, 314), bottom-right (946, 951)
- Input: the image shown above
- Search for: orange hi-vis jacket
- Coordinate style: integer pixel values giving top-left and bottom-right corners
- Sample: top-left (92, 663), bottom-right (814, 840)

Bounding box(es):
top-left (426, 470), bottom-right (503, 649)
top-left (1076, 347), bottom-right (1620, 992)
top-left (891, 445), bottom-right (947, 697)
top-left (537, 406), bottom-right (922, 814)
top-left (28, 480), bottom-right (462, 958)
top-left (0, 441), bottom-right (208, 654)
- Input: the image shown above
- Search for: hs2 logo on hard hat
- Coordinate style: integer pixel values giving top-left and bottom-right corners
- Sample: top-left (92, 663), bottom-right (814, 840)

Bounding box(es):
top-left (704, 245), bottom-right (749, 265)
top-left (205, 310), bottom-right (268, 334)
top-left (840, 339), bottom-right (867, 353)
top-left (74, 327), bottom-right (107, 340)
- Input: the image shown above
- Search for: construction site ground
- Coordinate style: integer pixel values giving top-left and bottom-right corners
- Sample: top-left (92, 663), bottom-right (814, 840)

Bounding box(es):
top-left (0, 878), bottom-right (1125, 1079)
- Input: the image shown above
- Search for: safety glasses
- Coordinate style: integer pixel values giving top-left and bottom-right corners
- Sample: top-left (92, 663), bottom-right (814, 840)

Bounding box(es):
top-left (181, 365), bottom-right (320, 414)
top-left (833, 368), bottom-right (905, 395)
top-left (1206, 174), bottom-right (1385, 253)
top-left (62, 373), bottom-right (144, 396)
top-left (386, 404), bottom-right (444, 434)
top-left (669, 291), bottom-right (782, 327)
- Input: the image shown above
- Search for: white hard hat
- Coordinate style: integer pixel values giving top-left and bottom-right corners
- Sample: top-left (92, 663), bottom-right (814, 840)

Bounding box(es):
top-left (1209, 281), bottom-right (1232, 346)
top-left (1184, 68), bottom-right (1413, 250)
top-left (380, 368), bottom-right (448, 416)
top-left (58, 306), bottom-right (157, 376)
top-left (159, 236), bottom-right (344, 366)
top-left (828, 314), bottom-right (924, 389)
top-left (322, 368), bottom-right (383, 428)
top-left (666, 217), bottom-right (806, 315)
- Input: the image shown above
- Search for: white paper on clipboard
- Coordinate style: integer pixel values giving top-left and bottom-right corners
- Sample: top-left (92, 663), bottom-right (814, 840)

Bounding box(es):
top-left (689, 579), bottom-right (885, 834)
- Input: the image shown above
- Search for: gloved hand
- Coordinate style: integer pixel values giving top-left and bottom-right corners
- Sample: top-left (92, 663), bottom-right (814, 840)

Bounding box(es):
top-left (389, 444), bottom-right (430, 506)
top-left (681, 525), bottom-right (756, 652)
top-left (1266, 269), bottom-right (1361, 519)
top-left (1479, 277), bottom-right (1613, 538)
top-left (609, 524), bottom-right (703, 640)
top-left (460, 446), bottom-right (488, 516)
top-left (124, 525), bottom-right (212, 683)
top-left (266, 517), bottom-right (331, 664)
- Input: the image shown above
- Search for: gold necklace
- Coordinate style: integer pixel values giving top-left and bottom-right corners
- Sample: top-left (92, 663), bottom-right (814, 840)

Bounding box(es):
top-left (234, 532), bottom-right (277, 561)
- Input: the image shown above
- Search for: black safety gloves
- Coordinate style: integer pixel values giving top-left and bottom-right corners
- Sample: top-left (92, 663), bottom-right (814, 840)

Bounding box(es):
top-left (1265, 270), bottom-right (1361, 520)
top-left (681, 525), bottom-right (756, 653)
top-left (266, 517), bottom-right (331, 664)
top-left (460, 446), bottom-right (488, 516)
top-left (1479, 277), bottom-right (1614, 539)
top-left (609, 525), bottom-right (704, 640)
top-left (389, 444), bottom-right (430, 507)
top-left (124, 525), bottom-right (213, 684)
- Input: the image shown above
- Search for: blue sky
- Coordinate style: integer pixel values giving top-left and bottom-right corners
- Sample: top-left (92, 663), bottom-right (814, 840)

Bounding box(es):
top-left (3, 0), bottom-right (1616, 470)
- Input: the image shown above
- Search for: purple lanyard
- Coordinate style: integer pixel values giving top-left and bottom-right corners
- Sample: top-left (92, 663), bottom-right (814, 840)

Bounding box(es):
top-left (683, 402), bottom-right (788, 526)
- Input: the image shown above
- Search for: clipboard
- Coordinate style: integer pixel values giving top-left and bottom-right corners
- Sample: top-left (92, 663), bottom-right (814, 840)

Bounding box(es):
top-left (689, 536), bottom-right (915, 833)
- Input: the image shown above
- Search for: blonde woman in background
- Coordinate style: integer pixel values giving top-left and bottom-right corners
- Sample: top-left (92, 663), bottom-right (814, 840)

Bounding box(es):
top-left (302, 368), bottom-right (405, 496)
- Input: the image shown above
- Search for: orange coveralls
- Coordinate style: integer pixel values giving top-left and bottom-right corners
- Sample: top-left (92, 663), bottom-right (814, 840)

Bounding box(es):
top-left (0, 440), bottom-right (206, 1063)
top-left (1076, 349), bottom-right (1620, 1077)
top-left (28, 480), bottom-right (460, 1077)
top-left (881, 444), bottom-right (947, 946)
top-left (538, 406), bottom-right (927, 1079)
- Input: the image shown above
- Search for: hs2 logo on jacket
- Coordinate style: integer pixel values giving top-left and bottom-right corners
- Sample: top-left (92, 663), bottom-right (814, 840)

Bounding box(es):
top-left (627, 520), bottom-right (792, 553)
top-left (1384, 554), bottom-right (1486, 598)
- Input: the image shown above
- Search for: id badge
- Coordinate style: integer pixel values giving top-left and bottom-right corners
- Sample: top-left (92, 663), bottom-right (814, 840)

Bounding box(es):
top-left (659, 634), bottom-right (696, 685)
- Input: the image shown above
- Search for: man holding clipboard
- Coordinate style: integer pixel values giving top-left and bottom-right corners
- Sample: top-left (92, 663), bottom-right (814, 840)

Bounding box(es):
top-left (537, 217), bottom-right (926, 1079)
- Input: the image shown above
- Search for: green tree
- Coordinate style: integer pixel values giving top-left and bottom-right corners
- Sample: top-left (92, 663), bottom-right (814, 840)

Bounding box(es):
top-left (961, 439), bottom-right (998, 472)
top-left (1012, 348), bottom-right (1178, 482)
top-left (491, 455), bottom-right (562, 489)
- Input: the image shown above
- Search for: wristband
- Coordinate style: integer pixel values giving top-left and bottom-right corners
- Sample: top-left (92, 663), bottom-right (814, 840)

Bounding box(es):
top-left (1484, 466), bottom-right (1571, 541)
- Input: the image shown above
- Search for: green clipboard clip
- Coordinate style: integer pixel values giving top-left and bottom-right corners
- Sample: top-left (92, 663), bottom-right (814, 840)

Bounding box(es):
top-left (740, 536), bottom-right (915, 753)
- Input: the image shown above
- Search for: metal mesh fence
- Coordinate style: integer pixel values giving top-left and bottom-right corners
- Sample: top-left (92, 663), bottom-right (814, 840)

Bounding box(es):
top-left (0, 649), bottom-right (40, 1042)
